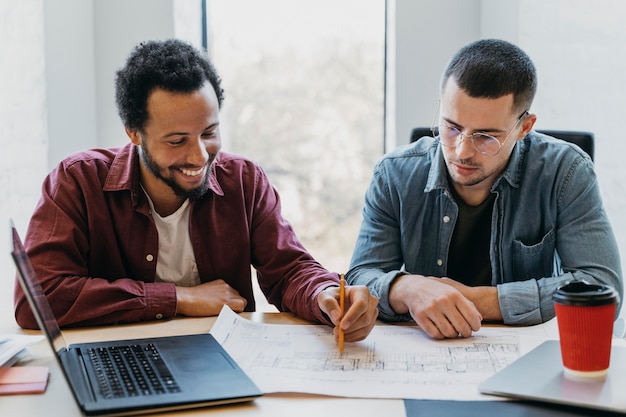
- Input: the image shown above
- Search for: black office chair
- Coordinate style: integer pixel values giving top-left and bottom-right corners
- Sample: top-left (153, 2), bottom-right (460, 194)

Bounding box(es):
top-left (409, 127), bottom-right (594, 161)
top-left (409, 127), bottom-right (435, 143)
top-left (536, 130), bottom-right (594, 161)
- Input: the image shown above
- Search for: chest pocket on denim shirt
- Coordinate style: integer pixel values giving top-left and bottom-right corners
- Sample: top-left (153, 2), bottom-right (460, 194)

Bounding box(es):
top-left (511, 228), bottom-right (556, 280)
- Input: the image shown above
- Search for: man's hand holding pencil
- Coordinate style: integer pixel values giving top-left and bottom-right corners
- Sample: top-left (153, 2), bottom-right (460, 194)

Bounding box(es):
top-left (318, 273), bottom-right (379, 349)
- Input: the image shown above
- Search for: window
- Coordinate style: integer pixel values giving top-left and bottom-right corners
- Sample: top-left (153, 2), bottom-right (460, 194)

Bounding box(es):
top-left (205, 0), bottom-right (385, 272)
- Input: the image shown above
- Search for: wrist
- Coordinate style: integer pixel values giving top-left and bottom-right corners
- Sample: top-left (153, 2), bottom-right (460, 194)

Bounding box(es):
top-left (471, 286), bottom-right (502, 321)
top-left (175, 286), bottom-right (190, 316)
top-left (389, 274), bottom-right (414, 314)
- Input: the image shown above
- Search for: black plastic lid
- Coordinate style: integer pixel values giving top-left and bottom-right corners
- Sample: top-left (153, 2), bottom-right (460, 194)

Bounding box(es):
top-left (553, 280), bottom-right (619, 306)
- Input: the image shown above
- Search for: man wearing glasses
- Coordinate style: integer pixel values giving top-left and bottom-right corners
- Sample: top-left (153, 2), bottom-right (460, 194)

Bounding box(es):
top-left (347, 39), bottom-right (623, 339)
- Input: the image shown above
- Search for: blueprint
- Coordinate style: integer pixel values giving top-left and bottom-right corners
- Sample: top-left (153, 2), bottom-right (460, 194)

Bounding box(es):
top-left (210, 306), bottom-right (556, 400)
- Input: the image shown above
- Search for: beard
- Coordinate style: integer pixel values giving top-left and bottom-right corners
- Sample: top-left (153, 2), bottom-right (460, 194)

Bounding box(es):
top-left (139, 142), bottom-right (213, 200)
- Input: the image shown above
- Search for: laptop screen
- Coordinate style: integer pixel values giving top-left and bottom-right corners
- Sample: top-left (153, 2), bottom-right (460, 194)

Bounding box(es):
top-left (11, 223), bottom-right (68, 354)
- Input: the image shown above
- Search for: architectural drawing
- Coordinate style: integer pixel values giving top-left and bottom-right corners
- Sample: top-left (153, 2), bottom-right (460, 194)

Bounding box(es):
top-left (210, 307), bottom-right (553, 400)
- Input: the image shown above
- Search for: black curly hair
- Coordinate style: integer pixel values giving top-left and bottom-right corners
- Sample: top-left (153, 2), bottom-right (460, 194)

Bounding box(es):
top-left (115, 39), bottom-right (225, 131)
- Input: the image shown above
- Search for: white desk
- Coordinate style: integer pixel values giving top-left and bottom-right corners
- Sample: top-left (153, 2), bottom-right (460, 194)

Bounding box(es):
top-left (0, 313), bottom-right (406, 417)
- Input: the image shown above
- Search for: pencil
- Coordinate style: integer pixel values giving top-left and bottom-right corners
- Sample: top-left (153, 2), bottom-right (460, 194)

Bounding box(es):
top-left (339, 273), bottom-right (345, 353)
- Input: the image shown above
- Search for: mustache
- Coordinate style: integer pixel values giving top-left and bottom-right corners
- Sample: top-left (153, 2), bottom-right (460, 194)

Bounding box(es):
top-left (451, 158), bottom-right (480, 168)
top-left (173, 154), bottom-right (218, 170)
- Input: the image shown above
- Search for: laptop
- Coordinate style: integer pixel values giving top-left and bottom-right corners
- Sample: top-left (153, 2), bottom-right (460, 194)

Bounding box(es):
top-left (10, 223), bottom-right (262, 416)
top-left (479, 340), bottom-right (626, 414)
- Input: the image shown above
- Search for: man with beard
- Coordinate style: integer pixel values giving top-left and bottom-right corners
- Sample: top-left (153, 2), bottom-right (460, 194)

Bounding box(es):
top-left (14, 39), bottom-right (378, 345)
top-left (347, 39), bottom-right (622, 339)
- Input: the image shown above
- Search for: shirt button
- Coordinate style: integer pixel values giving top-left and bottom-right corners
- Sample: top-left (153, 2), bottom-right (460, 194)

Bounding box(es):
top-left (146, 254), bottom-right (154, 262)
top-left (437, 259), bottom-right (443, 266)
top-left (155, 313), bottom-right (163, 320)
top-left (443, 216), bottom-right (450, 223)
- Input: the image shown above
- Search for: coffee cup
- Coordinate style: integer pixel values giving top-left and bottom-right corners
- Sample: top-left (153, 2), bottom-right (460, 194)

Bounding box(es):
top-left (553, 280), bottom-right (619, 380)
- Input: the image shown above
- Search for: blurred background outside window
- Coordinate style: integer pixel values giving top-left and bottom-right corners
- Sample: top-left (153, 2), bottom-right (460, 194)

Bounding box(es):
top-left (206, 0), bottom-right (385, 274)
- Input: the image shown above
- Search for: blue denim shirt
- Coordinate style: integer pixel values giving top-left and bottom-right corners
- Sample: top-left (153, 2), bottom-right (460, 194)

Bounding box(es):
top-left (348, 132), bottom-right (623, 325)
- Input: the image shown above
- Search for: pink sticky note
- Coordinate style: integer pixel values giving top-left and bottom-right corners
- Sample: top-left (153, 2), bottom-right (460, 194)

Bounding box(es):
top-left (0, 367), bottom-right (49, 395)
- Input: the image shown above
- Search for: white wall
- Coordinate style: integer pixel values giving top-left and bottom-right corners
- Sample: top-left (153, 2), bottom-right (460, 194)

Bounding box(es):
top-left (44, 0), bottom-right (98, 168)
top-left (391, 0), bottom-right (481, 148)
top-left (0, 0), bottom-right (48, 323)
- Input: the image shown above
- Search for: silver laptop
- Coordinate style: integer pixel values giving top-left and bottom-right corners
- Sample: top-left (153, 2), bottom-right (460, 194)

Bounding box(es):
top-left (479, 340), bottom-right (626, 414)
top-left (10, 222), bottom-right (262, 416)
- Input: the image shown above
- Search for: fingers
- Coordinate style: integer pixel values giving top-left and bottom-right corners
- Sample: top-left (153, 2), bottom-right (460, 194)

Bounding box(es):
top-left (390, 275), bottom-right (483, 339)
top-left (317, 287), bottom-right (343, 325)
top-left (176, 279), bottom-right (247, 316)
top-left (226, 295), bottom-right (247, 313)
top-left (318, 285), bottom-right (379, 343)
top-left (342, 286), bottom-right (379, 340)
top-left (414, 314), bottom-right (471, 340)
top-left (411, 293), bottom-right (482, 339)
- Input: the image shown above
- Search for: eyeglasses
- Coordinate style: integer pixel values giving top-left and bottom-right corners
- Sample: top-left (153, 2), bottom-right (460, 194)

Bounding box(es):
top-left (431, 108), bottom-right (529, 157)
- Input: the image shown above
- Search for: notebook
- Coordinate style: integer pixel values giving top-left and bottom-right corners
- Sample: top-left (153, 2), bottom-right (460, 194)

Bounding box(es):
top-left (478, 340), bottom-right (626, 414)
top-left (10, 222), bottom-right (262, 416)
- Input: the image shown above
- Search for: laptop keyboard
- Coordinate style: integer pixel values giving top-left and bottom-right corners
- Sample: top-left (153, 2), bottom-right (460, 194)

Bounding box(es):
top-left (87, 344), bottom-right (182, 398)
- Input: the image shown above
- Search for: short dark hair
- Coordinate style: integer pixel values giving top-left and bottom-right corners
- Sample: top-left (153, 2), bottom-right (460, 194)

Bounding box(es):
top-left (115, 39), bottom-right (225, 131)
top-left (441, 39), bottom-right (537, 113)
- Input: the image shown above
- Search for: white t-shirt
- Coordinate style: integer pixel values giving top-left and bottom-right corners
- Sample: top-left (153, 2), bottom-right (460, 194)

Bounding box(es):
top-left (144, 192), bottom-right (201, 287)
